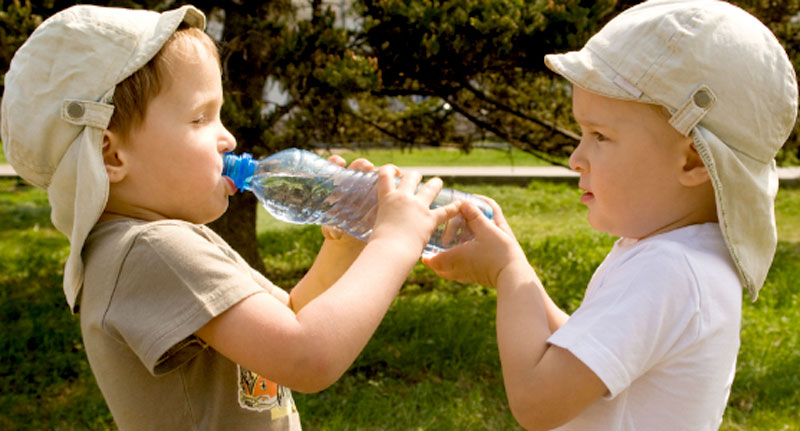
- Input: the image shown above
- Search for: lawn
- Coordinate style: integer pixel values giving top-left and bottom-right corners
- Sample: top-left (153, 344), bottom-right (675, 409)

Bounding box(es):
top-left (324, 145), bottom-right (555, 167)
top-left (1, 168), bottom-right (799, 429)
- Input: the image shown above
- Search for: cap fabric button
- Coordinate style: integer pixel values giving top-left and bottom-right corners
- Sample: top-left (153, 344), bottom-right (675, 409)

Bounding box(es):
top-left (693, 90), bottom-right (713, 108)
top-left (67, 101), bottom-right (85, 119)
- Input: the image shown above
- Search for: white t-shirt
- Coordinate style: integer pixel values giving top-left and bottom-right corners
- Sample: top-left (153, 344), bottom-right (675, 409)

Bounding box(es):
top-left (548, 223), bottom-right (742, 431)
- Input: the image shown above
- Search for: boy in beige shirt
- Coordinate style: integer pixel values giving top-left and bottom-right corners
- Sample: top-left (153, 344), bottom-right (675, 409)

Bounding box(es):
top-left (2, 5), bottom-right (459, 430)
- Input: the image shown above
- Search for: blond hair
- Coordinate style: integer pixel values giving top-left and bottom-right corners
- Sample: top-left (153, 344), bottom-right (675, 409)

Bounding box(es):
top-left (107, 25), bottom-right (220, 138)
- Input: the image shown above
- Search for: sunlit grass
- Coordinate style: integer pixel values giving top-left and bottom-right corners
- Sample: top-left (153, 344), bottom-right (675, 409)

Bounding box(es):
top-left (325, 146), bottom-right (554, 167)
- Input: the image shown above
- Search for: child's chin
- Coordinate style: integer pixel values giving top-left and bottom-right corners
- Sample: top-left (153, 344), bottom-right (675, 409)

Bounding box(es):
top-left (586, 215), bottom-right (609, 234)
top-left (191, 207), bottom-right (227, 225)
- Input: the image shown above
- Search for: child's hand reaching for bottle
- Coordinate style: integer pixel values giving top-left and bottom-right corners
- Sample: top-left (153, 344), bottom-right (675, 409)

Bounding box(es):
top-left (422, 198), bottom-right (531, 289)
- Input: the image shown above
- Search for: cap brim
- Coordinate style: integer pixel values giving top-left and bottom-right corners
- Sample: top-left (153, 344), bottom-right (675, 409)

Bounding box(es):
top-left (545, 49), bottom-right (658, 105)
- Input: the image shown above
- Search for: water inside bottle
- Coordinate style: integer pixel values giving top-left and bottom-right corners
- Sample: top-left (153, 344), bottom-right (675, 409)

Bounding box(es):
top-left (250, 172), bottom-right (337, 224)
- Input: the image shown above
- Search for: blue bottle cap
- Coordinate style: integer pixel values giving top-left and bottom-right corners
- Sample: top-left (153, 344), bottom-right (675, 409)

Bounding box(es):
top-left (222, 152), bottom-right (256, 191)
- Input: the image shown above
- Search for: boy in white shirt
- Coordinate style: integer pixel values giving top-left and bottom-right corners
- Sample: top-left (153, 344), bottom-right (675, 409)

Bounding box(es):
top-left (424, 1), bottom-right (798, 430)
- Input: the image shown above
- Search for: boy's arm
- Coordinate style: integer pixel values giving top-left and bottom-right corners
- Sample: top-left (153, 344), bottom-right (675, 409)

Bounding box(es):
top-left (423, 201), bottom-right (605, 430)
top-left (493, 262), bottom-right (606, 430)
top-left (196, 167), bottom-right (462, 393)
top-left (289, 221), bottom-right (367, 311)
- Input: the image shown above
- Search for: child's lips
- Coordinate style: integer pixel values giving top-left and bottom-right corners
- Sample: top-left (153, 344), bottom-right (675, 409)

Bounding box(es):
top-left (223, 176), bottom-right (237, 195)
top-left (579, 184), bottom-right (594, 204)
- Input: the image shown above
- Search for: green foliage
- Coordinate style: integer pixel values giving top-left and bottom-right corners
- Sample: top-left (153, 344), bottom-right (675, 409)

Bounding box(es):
top-left (0, 0), bottom-right (40, 89)
top-left (2, 1), bottom-right (799, 159)
top-left (355, 0), bottom-right (616, 159)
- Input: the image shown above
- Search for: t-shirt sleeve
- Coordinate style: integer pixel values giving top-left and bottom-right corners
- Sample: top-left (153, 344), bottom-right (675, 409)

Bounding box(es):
top-left (547, 243), bottom-right (702, 398)
top-left (102, 222), bottom-right (265, 376)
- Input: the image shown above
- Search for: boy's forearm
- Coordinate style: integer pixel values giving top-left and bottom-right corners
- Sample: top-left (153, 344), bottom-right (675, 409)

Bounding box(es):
top-left (291, 235), bottom-right (367, 312)
top-left (495, 265), bottom-right (561, 428)
top-left (495, 264), bottom-right (603, 430)
top-left (495, 265), bottom-right (553, 374)
top-left (496, 261), bottom-right (568, 331)
top-left (289, 237), bottom-right (420, 388)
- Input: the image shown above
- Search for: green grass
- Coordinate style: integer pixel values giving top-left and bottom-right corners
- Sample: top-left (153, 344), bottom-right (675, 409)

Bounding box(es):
top-left (0, 180), bottom-right (112, 430)
top-left (325, 146), bottom-right (553, 167)
top-left (2, 174), bottom-right (799, 430)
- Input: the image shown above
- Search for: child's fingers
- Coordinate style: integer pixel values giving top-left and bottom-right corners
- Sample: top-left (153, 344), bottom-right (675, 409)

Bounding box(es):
top-left (475, 195), bottom-right (513, 235)
top-left (430, 199), bottom-right (463, 227)
top-left (422, 248), bottom-right (472, 284)
top-left (439, 214), bottom-right (465, 246)
top-left (460, 200), bottom-right (499, 236)
top-left (395, 169), bottom-right (423, 194)
top-left (376, 164), bottom-right (401, 194)
top-left (327, 154), bottom-right (347, 167)
top-left (348, 157), bottom-right (375, 172)
top-left (414, 176), bottom-right (444, 204)
top-left (321, 225), bottom-right (344, 240)
top-left (328, 154), bottom-right (375, 172)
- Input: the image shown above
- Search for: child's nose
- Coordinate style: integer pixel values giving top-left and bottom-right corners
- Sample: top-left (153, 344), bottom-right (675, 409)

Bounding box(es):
top-left (569, 141), bottom-right (588, 173)
top-left (219, 126), bottom-right (236, 153)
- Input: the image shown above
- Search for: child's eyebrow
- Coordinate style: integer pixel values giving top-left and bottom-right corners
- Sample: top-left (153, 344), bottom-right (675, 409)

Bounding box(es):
top-left (190, 96), bottom-right (222, 112)
top-left (573, 114), bottom-right (604, 128)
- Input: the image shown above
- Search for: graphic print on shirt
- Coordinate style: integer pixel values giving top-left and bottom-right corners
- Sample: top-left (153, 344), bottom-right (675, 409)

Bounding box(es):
top-left (238, 365), bottom-right (297, 419)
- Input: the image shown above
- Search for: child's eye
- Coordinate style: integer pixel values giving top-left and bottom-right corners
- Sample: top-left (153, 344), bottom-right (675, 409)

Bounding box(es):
top-left (192, 115), bottom-right (208, 124)
top-left (592, 132), bottom-right (607, 142)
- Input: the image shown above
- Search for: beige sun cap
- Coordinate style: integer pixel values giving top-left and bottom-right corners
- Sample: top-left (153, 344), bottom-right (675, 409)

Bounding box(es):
top-left (544, 0), bottom-right (798, 300)
top-left (1, 5), bottom-right (206, 311)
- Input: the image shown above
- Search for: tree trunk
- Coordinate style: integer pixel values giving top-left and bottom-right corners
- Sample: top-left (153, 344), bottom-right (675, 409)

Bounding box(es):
top-left (207, 191), bottom-right (267, 276)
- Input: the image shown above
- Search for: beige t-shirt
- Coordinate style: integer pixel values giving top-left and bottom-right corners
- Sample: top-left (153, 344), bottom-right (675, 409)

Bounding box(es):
top-left (80, 218), bottom-right (302, 430)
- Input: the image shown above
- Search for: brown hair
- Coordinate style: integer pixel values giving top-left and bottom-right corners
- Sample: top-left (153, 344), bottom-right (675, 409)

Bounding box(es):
top-left (107, 25), bottom-right (220, 138)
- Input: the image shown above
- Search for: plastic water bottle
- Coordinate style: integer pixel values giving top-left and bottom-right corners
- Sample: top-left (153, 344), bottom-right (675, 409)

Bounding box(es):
top-left (223, 148), bottom-right (494, 256)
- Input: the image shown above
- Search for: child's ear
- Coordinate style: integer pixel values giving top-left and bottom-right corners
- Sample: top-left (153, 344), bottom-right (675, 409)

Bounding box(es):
top-left (679, 138), bottom-right (710, 187)
top-left (102, 129), bottom-right (128, 183)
